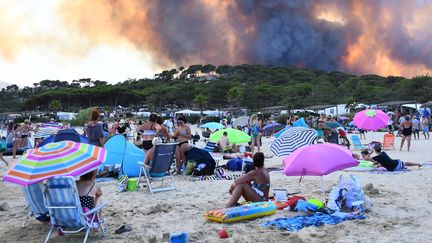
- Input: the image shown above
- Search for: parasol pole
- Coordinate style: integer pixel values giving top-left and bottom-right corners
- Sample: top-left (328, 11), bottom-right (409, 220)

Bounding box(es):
top-left (320, 176), bottom-right (325, 202)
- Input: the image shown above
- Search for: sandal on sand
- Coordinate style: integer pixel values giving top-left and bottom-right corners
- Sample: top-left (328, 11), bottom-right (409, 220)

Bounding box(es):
top-left (115, 225), bottom-right (132, 234)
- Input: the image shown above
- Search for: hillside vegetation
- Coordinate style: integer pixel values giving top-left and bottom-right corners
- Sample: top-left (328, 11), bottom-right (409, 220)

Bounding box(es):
top-left (1, 64), bottom-right (431, 113)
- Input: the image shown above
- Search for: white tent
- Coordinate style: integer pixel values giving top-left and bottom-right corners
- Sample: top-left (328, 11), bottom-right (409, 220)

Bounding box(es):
top-left (203, 110), bottom-right (219, 117)
top-left (132, 111), bottom-right (151, 117)
top-left (402, 103), bottom-right (421, 110)
top-left (175, 109), bottom-right (201, 116)
top-left (57, 112), bottom-right (76, 121)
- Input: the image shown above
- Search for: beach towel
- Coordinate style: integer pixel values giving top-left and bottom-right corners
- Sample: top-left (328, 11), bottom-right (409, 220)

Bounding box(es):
top-left (189, 174), bottom-right (242, 182)
top-left (260, 212), bottom-right (365, 231)
top-left (370, 169), bottom-right (409, 174)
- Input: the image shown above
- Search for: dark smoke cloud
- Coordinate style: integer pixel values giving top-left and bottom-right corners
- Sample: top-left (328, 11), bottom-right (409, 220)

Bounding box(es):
top-left (236, 0), bottom-right (359, 70)
top-left (60, 0), bottom-right (432, 76)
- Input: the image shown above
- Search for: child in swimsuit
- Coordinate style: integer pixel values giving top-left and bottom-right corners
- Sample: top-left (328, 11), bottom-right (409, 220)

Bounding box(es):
top-left (76, 170), bottom-right (103, 215)
top-left (225, 152), bottom-right (270, 207)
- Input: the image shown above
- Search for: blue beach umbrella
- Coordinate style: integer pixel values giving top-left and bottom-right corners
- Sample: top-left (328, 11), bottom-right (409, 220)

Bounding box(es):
top-left (201, 122), bottom-right (224, 130)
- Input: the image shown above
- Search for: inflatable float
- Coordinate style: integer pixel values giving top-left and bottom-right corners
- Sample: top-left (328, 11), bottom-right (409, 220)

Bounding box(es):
top-left (205, 202), bottom-right (276, 223)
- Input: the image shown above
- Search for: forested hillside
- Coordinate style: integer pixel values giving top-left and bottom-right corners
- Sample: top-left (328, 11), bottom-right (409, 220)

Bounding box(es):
top-left (1, 64), bottom-right (431, 113)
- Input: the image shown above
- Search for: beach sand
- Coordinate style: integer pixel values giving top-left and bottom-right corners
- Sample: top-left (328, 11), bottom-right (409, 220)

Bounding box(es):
top-left (1, 128), bottom-right (432, 242)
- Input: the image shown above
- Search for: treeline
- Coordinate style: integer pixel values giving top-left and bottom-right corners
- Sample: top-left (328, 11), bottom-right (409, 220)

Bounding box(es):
top-left (1, 64), bottom-right (432, 113)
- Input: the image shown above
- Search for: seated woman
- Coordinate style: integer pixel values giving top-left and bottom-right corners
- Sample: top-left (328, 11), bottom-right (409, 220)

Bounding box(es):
top-left (361, 144), bottom-right (421, 171)
top-left (76, 170), bottom-right (103, 215)
top-left (225, 152), bottom-right (270, 207)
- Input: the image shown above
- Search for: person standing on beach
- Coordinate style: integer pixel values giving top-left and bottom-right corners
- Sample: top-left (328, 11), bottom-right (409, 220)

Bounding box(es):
top-left (421, 115), bottom-right (429, 140)
top-left (400, 116), bottom-right (413, 151)
top-left (396, 114), bottom-right (406, 137)
top-left (86, 109), bottom-right (105, 147)
top-left (250, 115), bottom-right (261, 154)
top-left (174, 115), bottom-right (191, 172)
top-left (0, 136), bottom-right (8, 166)
top-left (412, 116), bottom-right (420, 140)
top-left (136, 114), bottom-right (161, 152)
top-left (387, 116), bottom-right (394, 134)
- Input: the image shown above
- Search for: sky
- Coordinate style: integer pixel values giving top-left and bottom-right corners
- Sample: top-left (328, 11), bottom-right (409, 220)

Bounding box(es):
top-left (1, 0), bottom-right (432, 87)
top-left (0, 0), bottom-right (159, 86)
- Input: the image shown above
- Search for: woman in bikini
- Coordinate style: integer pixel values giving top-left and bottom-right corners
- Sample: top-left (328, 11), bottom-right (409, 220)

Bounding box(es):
top-left (400, 116), bottom-right (413, 151)
top-left (136, 114), bottom-right (161, 152)
top-left (76, 170), bottom-right (103, 215)
top-left (226, 152), bottom-right (270, 207)
top-left (174, 115), bottom-right (191, 172)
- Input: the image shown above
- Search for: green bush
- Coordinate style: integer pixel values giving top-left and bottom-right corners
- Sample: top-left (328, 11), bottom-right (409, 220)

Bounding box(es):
top-left (186, 115), bottom-right (201, 124)
top-left (71, 108), bottom-right (92, 126)
top-left (204, 116), bottom-right (220, 123)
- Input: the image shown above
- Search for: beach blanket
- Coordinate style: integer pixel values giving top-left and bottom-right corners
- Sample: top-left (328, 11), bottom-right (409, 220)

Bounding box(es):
top-left (261, 212), bottom-right (365, 231)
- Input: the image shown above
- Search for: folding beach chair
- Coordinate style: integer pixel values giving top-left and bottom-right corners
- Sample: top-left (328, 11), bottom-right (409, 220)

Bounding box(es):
top-left (382, 133), bottom-right (395, 150)
top-left (43, 176), bottom-right (108, 243)
top-left (350, 135), bottom-right (367, 150)
top-left (137, 143), bottom-right (177, 194)
top-left (21, 182), bottom-right (49, 227)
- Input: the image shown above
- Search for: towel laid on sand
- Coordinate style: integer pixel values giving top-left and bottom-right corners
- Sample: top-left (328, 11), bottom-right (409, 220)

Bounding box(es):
top-left (261, 212), bottom-right (365, 231)
top-left (190, 174), bottom-right (242, 181)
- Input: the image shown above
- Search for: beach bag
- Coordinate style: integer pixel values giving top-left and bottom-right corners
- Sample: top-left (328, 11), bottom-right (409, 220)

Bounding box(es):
top-left (327, 185), bottom-right (347, 211)
top-left (339, 175), bottom-right (365, 208)
top-left (116, 174), bottom-right (128, 192)
top-left (226, 158), bottom-right (243, 171)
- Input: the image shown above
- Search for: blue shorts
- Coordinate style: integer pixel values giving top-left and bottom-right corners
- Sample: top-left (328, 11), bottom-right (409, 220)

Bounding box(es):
top-left (423, 126), bottom-right (429, 133)
top-left (394, 160), bottom-right (406, 171)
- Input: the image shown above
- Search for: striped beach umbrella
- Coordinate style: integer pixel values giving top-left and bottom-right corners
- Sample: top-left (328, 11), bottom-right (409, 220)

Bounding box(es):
top-left (3, 141), bottom-right (106, 186)
top-left (34, 128), bottom-right (58, 139)
top-left (270, 127), bottom-right (317, 157)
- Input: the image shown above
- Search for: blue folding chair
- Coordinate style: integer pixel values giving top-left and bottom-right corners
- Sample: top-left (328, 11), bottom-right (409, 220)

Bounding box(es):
top-left (22, 182), bottom-right (49, 227)
top-left (43, 176), bottom-right (108, 243)
top-left (351, 134), bottom-right (367, 150)
top-left (137, 143), bottom-right (177, 193)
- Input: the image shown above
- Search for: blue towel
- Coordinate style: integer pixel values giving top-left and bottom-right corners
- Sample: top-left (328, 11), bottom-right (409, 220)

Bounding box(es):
top-left (261, 213), bottom-right (365, 231)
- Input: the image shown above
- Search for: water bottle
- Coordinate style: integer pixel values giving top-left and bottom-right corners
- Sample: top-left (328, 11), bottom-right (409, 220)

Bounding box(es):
top-left (181, 165), bottom-right (186, 175)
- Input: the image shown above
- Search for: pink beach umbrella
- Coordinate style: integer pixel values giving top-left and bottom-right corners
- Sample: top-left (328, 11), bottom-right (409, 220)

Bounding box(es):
top-left (353, 109), bottom-right (389, 131)
top-left (283, 143), bottom-right (358, 199)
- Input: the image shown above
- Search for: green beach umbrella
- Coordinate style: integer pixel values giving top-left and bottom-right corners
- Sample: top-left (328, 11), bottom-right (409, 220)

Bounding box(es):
top-left (209, 128), bottom-right (251, 144)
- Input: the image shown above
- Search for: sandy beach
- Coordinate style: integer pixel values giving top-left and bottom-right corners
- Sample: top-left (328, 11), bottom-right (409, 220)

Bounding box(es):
top-left (1, 128), bottom-right (432, 242)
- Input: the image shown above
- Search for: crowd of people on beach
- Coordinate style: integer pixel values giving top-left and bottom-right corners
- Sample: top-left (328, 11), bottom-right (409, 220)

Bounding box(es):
top-left (1, 106), bottom-right (430, 215)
